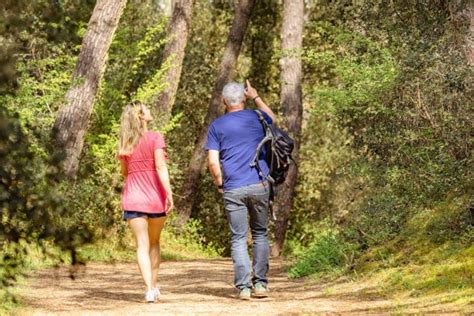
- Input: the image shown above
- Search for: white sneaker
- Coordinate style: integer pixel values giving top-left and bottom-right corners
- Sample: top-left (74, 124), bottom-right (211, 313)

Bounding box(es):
top-left (153, 286), bottom-right (161, 300)
top-left (145, 289), bottom-right (155, 303)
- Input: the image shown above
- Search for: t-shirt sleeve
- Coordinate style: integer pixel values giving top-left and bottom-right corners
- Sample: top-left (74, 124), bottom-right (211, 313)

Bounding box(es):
top-left (152, 132), bottom-right (167, 160)
top-left (261, 110), bottom-right (273, 124)
top-left (205, 124), bottom-right (220, 151)
top-left (153, 132), bottom-right (166, 150)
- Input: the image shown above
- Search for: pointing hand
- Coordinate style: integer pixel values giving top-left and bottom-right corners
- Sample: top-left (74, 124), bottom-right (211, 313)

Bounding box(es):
top-left (245, 80), bottom-right (259, 99)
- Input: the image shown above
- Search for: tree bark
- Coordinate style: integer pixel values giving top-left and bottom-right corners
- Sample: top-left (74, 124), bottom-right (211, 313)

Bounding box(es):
top-left (159, 0), bottom-right (173, 16)
top-left (463, 0), bottom-right (473, 65)
top-left (450, 0), bottom-right (473, 65)
top-left (53, 0), bottom-right (127, 177)
top-left (271, 0), bottom-right (304, 257)
top-left (154, 0), bottom-right (194, 122)
top-left (177, 0), bottom-right (255, 224)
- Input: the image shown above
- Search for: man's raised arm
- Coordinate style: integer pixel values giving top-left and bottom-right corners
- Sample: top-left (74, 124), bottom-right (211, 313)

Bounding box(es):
top-left (245, 79), bottom-right (276, 122)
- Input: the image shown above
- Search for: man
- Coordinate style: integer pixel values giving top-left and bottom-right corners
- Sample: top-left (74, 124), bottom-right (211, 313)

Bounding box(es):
top-left (205, 80), bottom-right (276, 300)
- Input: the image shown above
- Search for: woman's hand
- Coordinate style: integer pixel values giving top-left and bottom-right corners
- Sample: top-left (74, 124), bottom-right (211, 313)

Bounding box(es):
top-left (165, 194), bottom-right (174, 214)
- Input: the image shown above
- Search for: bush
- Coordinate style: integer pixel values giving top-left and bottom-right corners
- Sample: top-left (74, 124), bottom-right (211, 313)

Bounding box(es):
top-left (0, 104), bottom-right (92, 294)
top-left (285, 1), bottom-right (472, 281)
top-left (288, 227), bottom-right (355, 279)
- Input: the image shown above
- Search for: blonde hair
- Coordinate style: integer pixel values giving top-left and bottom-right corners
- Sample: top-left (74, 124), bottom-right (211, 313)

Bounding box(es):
top-left (118, 101), bottom-right (147, 156)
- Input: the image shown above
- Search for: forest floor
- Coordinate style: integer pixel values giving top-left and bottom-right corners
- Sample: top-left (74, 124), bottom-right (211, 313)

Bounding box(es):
top-left (15, 258), bottom-right (472, 315)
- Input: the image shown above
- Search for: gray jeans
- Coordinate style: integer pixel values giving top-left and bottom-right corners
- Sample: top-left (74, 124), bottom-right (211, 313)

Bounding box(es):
top-left (223, 182), bottom-right (270, 290)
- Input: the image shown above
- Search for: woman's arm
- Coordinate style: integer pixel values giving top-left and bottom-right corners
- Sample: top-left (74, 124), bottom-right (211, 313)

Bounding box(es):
top-left (120, 160), bottom-right (128, 178)
top-left (154, 148), bottom-right (174, 213)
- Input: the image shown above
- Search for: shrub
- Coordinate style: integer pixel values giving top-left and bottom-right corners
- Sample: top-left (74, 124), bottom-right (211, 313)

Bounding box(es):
top-left (288, 228), bottom-right (355, 279)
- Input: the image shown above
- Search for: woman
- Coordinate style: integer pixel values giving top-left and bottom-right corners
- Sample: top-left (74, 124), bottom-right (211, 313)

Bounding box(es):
top-left (118, 101), bottom-right (174, 303)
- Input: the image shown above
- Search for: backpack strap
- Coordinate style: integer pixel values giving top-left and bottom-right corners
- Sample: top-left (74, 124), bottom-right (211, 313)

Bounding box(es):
top-left (253, 110), bottom-right (278, 221)
top-left (254, 109), bottom-right (270, 129)
top-left (251, 135), bottom-right (275, 184)
top-left (250, 110), bottom-right (275, 184)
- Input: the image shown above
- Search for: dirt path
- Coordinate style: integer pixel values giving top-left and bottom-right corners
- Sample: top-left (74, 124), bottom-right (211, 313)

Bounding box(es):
top-left (16, 259), bottom-right (465, 315)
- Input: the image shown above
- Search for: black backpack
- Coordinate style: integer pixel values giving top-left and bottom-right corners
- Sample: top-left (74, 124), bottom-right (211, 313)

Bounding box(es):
top-left (250, 109), bottom-right (295, 191)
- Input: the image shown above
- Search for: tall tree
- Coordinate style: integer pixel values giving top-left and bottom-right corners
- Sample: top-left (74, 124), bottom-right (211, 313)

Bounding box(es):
top-left (53, 0), bottom-right (127, 177)
top-left (461, 0), bottom-right (473, 64)
top-left (154, 0), bottom-right (194, 122)
top-left (271, 0), bottom-right (304, 256)
top-left (159, 0), bottom-right (173, 16)
top-left (177, 0), bottom-right (255, 224)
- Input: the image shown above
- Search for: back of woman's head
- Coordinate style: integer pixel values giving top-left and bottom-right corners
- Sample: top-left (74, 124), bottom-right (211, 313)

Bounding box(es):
top-left (118, 101), bottom-right (147, 156)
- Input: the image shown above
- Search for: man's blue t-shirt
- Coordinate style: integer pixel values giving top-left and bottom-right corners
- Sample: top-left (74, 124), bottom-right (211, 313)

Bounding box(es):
top-left (205, 109), bottom-right (272, 191)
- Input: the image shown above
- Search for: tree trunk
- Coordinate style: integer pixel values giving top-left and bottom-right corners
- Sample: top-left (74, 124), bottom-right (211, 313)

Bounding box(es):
top-left (53, 0), bottom-right (127, 177)
top-left (159, 0), bottom-right (173, 16)
top-left (177, 0), bottom-right (255, 224)
top-left (464, 0), bottom-right (473, 65)
top-left (450, 0), bottom-right (473, 65)
top-left (154, 0), bottom-right (194, 122)
top-left (271, 0), bottom-right (304, 257)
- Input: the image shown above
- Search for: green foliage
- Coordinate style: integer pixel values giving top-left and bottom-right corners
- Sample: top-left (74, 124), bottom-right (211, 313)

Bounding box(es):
top-left (132, 22), bottom-right (168, 76)
top-left (165, 217), bottom-right (225, 257)
top-left (305, 25), bottom-right (398, 116)
top-left (244, 0), bottom-right (281, 103)
top-left (287, 0), bottom-right (473, 284)
top-left (0, 104), bottom-right (92, 297)
top-left (288, 226), bottom-right (355, 279)
top-left (2, 0), bottom-right (472, 305)
top-left (192, 174), bottom-right (229, 254)
top-left (2, 48), bottom-right (76, 140)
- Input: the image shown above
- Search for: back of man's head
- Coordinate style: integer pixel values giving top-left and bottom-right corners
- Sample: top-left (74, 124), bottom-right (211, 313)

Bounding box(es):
top-left (222, 82), bottom-right (245, 107)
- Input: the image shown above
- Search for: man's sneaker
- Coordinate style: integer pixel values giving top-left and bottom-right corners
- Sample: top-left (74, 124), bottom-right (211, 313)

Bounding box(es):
top-left (238, 287), bottom-right (251, 300)
top-left (152, 286), bottom-right (161, 300)
top-left (252, 283), bottom-right (269, 298)
top-left (145, 289), bottom-right (155, 303)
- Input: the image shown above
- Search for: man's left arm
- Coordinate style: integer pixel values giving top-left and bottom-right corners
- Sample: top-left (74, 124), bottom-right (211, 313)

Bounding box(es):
top-left (208, 150), bottom-right (224, 193)
top-left (245, 79), bottom-right (276, 122)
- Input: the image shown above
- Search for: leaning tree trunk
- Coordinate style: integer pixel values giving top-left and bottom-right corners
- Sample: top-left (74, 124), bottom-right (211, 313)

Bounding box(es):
top-left (271, 0), bottom-right (304, 257)
top-left (451, 0), bottom-right (473, 65)
top-left (177, 0), bottom-right (255, 224)
top-left (154, 0), bottom-right (194, 122)
top-left (463, 0), bottom-right (473, 65)
top-left (53, 0), bottom-right (127, 177)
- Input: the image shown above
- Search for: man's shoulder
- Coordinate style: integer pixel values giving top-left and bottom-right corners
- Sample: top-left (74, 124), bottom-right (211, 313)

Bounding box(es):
top-left (217, 110), bottom-right (256, 121)
top-left (211, 110), bottom-right (260, 130)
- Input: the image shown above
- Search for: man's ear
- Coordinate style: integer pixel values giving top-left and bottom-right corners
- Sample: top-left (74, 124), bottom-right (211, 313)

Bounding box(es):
top-left (223, 98), bottom-right (228, 107)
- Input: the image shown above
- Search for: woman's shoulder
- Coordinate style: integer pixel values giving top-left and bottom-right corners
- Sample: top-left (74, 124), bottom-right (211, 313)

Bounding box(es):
top-left (145, 130), bottom-right (164, 138)
top-left (145, 131), bottom-right (166, 148)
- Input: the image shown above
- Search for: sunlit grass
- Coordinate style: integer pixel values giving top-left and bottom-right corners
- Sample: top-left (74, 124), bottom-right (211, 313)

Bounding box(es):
top-left (311, 243), bottom-right (474, 313)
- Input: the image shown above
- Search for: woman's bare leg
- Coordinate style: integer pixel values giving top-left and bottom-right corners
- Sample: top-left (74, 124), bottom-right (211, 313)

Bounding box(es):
top-left (148, 216), bottom-right (166, 288)
top-left (128, 217), bottom-right (153, 291)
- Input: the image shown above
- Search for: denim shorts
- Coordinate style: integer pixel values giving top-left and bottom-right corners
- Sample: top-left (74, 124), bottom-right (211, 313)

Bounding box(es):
top-left (123, 210), bottom-right (166, 221)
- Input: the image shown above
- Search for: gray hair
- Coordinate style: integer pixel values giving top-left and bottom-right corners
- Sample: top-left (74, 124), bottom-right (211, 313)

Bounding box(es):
top-left (222, 82), bottom-right (245, 106)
